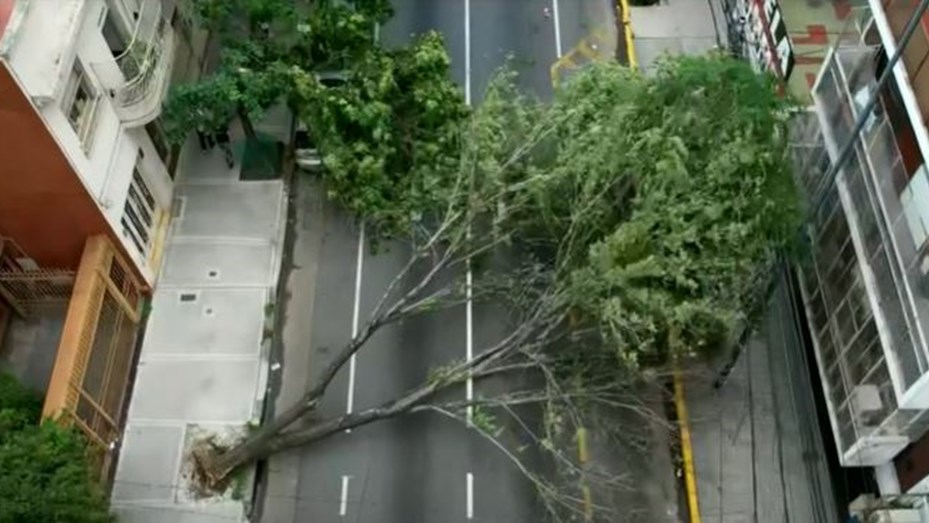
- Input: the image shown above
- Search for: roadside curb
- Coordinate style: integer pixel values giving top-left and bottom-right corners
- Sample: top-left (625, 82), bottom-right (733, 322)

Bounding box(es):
top-left (672, 364), bottom-right (701, 523)
top-left (617, 0), bottom-right (638, 68)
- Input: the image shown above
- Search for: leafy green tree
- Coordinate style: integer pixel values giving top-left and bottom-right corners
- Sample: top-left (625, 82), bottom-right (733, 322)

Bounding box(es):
top-left (0, 374), bottom-right (112, 523)
top-left (164, 0), bottom-right (386, 145)
top-left (163, 54), bottom-right (291, 143)
top-left (294, 31), bottom-right (468, 239)
top-left (195, 58), bottom-right (800, 520)
top-left (471, 56), bottom-right (800, 368)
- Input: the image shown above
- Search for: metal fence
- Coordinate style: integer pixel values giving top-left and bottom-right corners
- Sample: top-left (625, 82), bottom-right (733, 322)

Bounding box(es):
top-left (0, 237), bottom-right (75, 316)
top-left (42, 235), bottom-right (143, 481)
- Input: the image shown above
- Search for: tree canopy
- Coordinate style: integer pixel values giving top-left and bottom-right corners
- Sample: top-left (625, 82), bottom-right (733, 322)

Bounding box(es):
top-left (0, 373), bottom-right (113, 523)
top-left (462, 55), bottom-right (802, 368)
top-left (294, 31), bottom-right (468, 239)
top-left (201, 54), bottom-right (801, 503)
top-left (164, 0), bottom-right (393, 144)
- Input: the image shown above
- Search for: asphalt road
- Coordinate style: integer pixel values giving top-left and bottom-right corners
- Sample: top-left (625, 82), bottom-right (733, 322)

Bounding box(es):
top-left (290, 1), bottom-right (616, 522)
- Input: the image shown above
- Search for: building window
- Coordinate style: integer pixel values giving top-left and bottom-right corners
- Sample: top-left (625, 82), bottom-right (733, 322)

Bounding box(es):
top-left (62, 62), bottom-right (99, 151)
top-left (121, 163), bottom-right (157, 257)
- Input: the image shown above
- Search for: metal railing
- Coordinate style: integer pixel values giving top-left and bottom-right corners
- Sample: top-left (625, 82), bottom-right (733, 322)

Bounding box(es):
top-left (91, 0), bottom-right (175, 127)
top-left (109, 0), bottom-right (160, 85)
top-left (0, 237), bottom-right (75, 317)
top-left (116, 17), bottom-right (172, 110)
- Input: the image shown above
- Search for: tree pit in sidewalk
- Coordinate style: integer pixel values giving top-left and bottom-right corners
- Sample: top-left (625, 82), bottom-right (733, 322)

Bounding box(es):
top-left (183, 424), bottom-right (252, 501)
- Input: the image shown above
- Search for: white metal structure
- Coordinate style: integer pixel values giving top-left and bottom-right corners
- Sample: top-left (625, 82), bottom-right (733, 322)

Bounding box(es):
top-left (0, 0), bottom-right (179, 284)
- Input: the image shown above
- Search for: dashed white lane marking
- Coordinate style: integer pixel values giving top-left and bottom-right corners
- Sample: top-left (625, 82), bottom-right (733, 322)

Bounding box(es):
top-left (552, 0), bottom-right (563, 58)
top-left (340, 475), bottom-right (352, 516)
top-left (467, 472), bottom-right (475, 519)
top-left (466, 261), bottom-right (474, 422)
top-left (465, 0), bottom-right (472, 105)
top-left (464, 0), bottom-right (475, 424)
top-left (347, 224), bottom-right (364, 420)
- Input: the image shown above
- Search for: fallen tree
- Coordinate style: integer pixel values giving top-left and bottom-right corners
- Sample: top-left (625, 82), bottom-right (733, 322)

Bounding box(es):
top-left (194, 54), bottom-right (801, 521)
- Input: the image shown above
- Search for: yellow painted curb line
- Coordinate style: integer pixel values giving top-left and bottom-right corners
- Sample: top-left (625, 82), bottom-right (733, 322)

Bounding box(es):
top-left (577, 427), bottom-right (593, 520)
top-left (673, 363), bottom-right (701, 523)
top-left (618, 0), bottom-right (638, 69)
top-left (147, 208), bottom-right (172, 276)
top-left (577, 427), bottom-right (589, 464)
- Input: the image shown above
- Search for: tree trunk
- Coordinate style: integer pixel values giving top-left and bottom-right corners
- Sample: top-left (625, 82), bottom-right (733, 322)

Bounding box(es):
top-left (202, 372), bottom-right (445, 484)
top-left (237, 105), bottom-right (257, 140)
top-left (202, 268), bottom-right (533, 482)
top-left (204, 319), bottom-right (383, 481)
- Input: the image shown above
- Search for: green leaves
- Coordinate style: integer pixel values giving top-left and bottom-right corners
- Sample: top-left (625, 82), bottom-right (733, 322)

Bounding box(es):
top-left (0, 373), bottom-right (112, 523)
top-left (539, 56), bottom-right (800, 366)
top-left (0, 424), bottom-right (114, 523)
top-left (450, 56), bottom-right (800, 369)
top-left (296, 32), bottom-right (468, 240)
top-left (164, 0), bottom-right (385, 146)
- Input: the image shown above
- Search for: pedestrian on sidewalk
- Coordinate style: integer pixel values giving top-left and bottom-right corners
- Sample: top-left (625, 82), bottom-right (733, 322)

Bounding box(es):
top-left (216, 129), bottom-right (235, 169)
top-left (196, 128), bottom-right (215, 151)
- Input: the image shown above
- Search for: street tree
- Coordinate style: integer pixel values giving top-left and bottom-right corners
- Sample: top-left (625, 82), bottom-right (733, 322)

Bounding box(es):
top-left (294, 31), bottom-right (469, 239)
top-left (0, 374), bottom-right (113, 523)
top-left (163, 0), bottom-right (389, 144)
top-left (194, 55), bottom-right (800, 521)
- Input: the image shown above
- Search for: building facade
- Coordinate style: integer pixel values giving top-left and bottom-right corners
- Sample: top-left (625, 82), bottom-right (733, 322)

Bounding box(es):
top-left (0, 0), bottom-right (209, 478)
top-left (0, 0), bottom-right (184, 285)
top-left (787, 0), bottom-right (929, 518)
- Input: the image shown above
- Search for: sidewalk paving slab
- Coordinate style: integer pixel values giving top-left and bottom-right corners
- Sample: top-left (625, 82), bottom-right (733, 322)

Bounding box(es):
top-left (683, 277), bottom-right (841, 522)
top-left (629, 0), bottom-right (726, 74)
top-left (111, 133), bottom-right (287, 523)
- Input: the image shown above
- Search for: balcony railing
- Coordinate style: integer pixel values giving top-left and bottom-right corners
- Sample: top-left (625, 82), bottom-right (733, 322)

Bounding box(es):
top-left (815, 44), bottom-right (929, 402)
top-left (114, 17), bottom-right (175, 126)
top-left (91, 0), bottom-right (175, 128)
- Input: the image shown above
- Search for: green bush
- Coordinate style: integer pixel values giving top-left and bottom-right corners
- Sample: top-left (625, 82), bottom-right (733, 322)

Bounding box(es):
top-left (0, 373), bottom-right (114, 523)
top-left (0, 372), bottom-right (41, 419)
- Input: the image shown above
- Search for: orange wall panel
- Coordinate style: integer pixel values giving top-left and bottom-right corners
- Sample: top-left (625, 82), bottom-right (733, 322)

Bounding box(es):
top-left (0, 62), bottom-right (110, 269)
top-left (0, 0), bottom-right (14, 41)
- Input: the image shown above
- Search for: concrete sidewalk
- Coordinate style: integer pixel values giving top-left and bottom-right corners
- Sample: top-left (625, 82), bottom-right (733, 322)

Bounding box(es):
top-left (629, 0), bottom-right (726, 74)
top-left (626, 7), bottom-right (842, 521)
top-left (110, 129), bottom-right (287, 522)
top-left (682, 274), bottom-right (841, 522)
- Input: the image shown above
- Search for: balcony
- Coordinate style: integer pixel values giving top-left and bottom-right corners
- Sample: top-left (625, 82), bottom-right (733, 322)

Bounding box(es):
top-left (792, 37), bottom-right (929, 464)
top-left (92, 0), bottom-right (175, 128)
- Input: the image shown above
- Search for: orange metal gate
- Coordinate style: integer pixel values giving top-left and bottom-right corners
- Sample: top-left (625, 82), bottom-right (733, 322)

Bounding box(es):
top-left (42, 235), bottom-right (143, 479)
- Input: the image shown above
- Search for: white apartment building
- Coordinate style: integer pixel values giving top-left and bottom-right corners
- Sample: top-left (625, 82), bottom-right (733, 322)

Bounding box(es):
top-left (0, 0), bottom-right (209, 284)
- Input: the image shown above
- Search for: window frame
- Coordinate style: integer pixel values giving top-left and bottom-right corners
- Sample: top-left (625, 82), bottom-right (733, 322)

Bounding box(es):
top-left (121, 159), bottom-right (159, 258)
top-left (61, 60), bottom-right (100, 152)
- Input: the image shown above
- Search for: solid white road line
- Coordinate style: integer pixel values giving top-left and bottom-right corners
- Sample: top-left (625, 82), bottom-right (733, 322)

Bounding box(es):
top-left (464, 0), bottom-right (475, 424)
top-left (466, 261), bottom-right (474, 423)
top-left (347, 224), bottom-right (365, 418)
top-left (466, 472), bottom-right (475, 519)
top-left (465, 0), bottom-right (472, 105)
top-left (552, 0), bottom-right (563, 58)
top-left (340, 475), bottom-right (351, 516)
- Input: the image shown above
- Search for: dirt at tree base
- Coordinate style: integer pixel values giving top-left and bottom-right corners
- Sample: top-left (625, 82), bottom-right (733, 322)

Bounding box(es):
top-left (180, 424), bottom-right (249, 502)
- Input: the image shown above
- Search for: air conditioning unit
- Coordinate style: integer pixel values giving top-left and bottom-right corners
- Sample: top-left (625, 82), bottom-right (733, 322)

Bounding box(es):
top-left (867, 508), bottom-right (923, 523)
top-left (850, 495), bottom-right (926, 523)
top-left (852, 384), bottom-right (883, 426)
